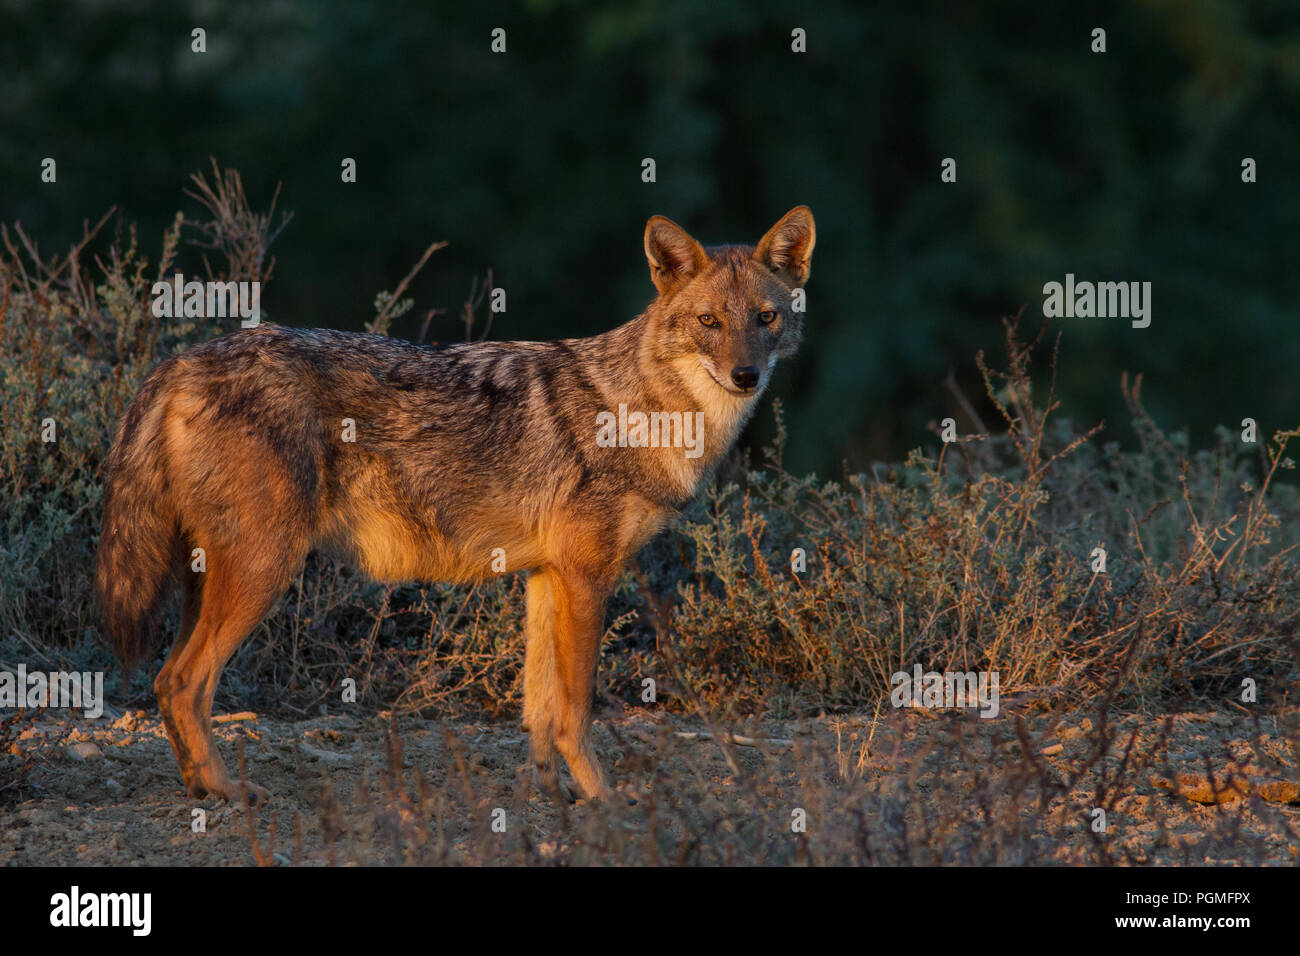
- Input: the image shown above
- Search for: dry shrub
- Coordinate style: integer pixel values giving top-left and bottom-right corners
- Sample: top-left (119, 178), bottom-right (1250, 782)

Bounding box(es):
top-left (1, 171), bottom-right (1296, 733)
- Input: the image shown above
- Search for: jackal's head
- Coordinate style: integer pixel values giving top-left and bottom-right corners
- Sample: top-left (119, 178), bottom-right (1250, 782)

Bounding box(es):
top-left (643, 206), bottom-right (815, 399)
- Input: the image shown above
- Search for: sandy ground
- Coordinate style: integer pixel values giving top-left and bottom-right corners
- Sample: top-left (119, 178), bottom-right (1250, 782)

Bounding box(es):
top-left (3, 703), bottom-right (1298, 865)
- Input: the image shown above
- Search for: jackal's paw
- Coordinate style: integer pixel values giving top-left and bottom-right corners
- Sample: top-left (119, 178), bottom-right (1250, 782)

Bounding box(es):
top-left (531, 764), bottom-right (575, 805)
top-left (574, 786), bottom-right (615, 805)
top-left (187, 776), bottom-right (271, 807)
top-left (236, 781), bottom-right (272, 807)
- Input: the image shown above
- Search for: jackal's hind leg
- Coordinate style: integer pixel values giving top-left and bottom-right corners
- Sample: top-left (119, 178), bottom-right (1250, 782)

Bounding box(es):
top-left (155, 546), bottom-right (297, 804)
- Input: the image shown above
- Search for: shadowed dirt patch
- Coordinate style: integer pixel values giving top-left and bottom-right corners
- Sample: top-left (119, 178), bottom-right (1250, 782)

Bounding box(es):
top-left (3, 704), bottom-right (1298, 865)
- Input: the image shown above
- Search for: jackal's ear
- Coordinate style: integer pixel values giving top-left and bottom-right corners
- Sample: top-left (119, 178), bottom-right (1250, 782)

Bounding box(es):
top-left (645, 216), bottom-right (709, 294)
top-left (754, 206), bottom-right (816, 287)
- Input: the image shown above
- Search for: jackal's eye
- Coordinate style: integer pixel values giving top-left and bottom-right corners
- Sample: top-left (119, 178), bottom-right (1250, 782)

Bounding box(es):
top-left (697, 313), bottom-right (719, 328)
top-left (757, 310), bottom-right (778, 325)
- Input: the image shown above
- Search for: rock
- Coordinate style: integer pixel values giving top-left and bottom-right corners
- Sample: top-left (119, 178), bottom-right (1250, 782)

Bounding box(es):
top-left (1255, 780), bottom-right (1300, 803)
top-left (1152, 772), bottom-right (1247, 804)
top-left (299, 741), bottom-right (354, 765)
top-left (1151, 771), bottom-right (1299, 805)
top-left (65, 741), bottom-right (101, 761)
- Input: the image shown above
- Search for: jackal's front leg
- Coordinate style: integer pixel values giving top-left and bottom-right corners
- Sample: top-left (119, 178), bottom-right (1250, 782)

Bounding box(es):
top-left (548, 566), bottom-right (614, 802)
top-left (523, 569), bottom-right (570, 802)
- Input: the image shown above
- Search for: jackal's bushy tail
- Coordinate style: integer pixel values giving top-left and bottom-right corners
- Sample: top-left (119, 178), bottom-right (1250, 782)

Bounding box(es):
top-left (96, 370), bottom-right (181, 672)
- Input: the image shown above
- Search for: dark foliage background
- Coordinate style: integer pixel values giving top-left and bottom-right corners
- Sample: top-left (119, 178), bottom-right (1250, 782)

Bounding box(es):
top-left (2, 0), bottom-right (1297, 475)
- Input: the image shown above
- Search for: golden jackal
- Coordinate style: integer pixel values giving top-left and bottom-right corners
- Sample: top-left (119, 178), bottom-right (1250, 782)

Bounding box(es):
top-left (97, 207), bottom-right (815, 803)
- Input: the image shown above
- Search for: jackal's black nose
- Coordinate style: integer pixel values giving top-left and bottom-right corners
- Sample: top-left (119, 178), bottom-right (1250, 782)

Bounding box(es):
top-left (731, 366), bottom-right (760, 390)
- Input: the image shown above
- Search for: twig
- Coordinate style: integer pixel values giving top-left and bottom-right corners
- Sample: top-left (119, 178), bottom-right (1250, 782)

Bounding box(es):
top-left (672, 731), bottom-right (795, 748)
top-left (373, 238), bottom-right (448, 331)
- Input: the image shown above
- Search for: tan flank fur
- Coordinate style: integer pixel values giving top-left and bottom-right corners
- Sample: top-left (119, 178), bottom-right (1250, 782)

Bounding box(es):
top-left (96, 207), bottom-right (815, 803)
